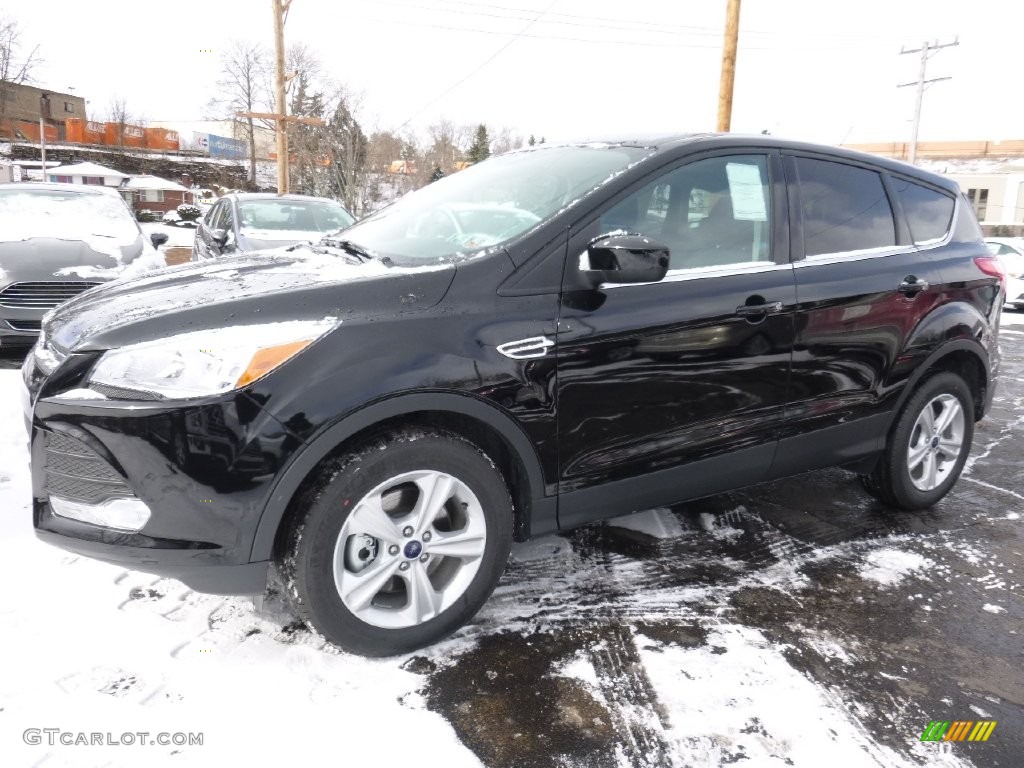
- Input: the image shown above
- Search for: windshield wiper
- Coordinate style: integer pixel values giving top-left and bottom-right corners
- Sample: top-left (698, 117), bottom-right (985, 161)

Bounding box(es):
top-left (319, 237), bottom-right (391, 265)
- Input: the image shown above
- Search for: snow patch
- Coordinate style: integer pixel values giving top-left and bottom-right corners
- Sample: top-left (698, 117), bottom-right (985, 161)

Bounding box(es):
top-left (981, 604), bottom-right (1006, 614)
top-left (637, 624), bottom-right (960, 767)
top-left (859, 549), bottom-right (933, 586)
top-left (554, 654), bottom-right (601, 690)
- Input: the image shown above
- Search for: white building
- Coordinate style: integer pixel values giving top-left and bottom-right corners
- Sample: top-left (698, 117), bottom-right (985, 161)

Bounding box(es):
top-left (47, 161), bottom-right (129, 187)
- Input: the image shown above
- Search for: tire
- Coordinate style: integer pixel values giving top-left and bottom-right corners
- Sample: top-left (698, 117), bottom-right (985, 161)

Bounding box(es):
top-left (280, 428), bottom-right (513, 656)
top-left (860, 372), bottom-right (974, 510)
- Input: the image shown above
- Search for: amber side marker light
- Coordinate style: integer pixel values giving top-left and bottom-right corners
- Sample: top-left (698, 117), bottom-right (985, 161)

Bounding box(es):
top-left (236, 339), bottom-right (315, 387)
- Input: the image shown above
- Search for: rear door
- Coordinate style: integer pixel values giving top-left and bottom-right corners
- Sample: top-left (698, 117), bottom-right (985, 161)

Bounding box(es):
top-left (555, 151), bottom-right (797, 527)
top-left (771, 154), bottom-right (950, 477)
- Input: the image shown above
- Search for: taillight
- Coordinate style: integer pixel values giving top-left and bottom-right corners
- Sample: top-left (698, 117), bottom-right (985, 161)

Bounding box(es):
top-left (974, 255), bottom-right (1006, 285)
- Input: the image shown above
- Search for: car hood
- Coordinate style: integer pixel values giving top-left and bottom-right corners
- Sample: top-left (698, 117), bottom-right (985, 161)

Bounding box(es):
top-left (0, 237), bottom-right (143, 284)
top-left (43, 247), bottom-right (457, 353)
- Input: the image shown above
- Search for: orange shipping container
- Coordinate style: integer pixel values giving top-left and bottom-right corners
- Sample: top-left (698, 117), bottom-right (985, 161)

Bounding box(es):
top-left (10, 120), bottom-right (58, 143)
top-left (104, 122), bottom-right (146, 148)
top-left (144, 127), bottom-right (180, 151)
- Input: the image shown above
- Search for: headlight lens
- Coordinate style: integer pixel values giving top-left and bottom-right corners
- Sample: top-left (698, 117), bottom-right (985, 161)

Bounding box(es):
top-left (88, 320), bottom-right (336, 399)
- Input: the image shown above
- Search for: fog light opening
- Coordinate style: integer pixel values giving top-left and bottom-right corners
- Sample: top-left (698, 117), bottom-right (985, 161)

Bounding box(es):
top-left (49, 495), bottom-right (152, 532)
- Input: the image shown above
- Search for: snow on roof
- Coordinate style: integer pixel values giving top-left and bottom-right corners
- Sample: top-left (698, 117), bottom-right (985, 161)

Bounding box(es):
top-left (50, 161), bottom-right (129, 178)
top-left (125, 174), bottom-right (190, 192)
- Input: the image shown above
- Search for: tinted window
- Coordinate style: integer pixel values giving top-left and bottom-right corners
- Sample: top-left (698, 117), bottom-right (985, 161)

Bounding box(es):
top-left (890, 177), bottom-right (955, 244)
top-left (795, 158), bottom-right (895, 257)
top-left (597, 155), bottom-right (772, 270)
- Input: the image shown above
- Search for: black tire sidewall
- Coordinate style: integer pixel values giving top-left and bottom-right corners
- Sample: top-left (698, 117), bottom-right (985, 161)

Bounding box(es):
top-left (290, 432), bottom-right (513, 656)
top-left (886, 372), bottom-right (974, 509)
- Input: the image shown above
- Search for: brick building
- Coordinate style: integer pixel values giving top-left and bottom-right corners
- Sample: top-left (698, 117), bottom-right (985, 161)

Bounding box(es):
top-left (0, 82), bottom-right (87, 143)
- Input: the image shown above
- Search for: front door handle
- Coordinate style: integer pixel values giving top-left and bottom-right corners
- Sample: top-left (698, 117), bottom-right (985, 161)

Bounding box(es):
top-left (736, 301), bottom-right (784, 317)
top-left (898, 276), bottom-right (929, 297)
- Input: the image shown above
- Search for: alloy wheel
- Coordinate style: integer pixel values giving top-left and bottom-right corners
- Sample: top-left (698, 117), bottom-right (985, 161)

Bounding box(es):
top-left (332, 470), bottom-right (487, 629)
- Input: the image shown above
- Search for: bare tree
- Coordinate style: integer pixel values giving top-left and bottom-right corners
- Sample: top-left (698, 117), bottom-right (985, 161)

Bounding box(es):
top-left (490, 126), bottom-right (523, 156)
top-left (106, 96), bottom-right (131, 150)
top-left (208, 40), bottom-right (270, 185)
top-left (0, 14), bottom-right (43, 131)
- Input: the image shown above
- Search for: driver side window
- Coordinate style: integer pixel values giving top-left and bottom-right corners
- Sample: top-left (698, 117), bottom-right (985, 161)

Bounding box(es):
top-left (598, 155), bottom-right (772, 271)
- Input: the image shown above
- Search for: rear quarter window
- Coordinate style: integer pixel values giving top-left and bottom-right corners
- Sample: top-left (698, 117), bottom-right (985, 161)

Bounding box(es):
top-left (794, 157), bottom-right (895, 257)
top-left (890, 177), bottom-right (955, 245)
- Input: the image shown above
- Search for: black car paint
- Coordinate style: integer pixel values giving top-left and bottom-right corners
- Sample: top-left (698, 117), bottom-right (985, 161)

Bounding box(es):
top-left (25, 135), bottom-right (1001, 595)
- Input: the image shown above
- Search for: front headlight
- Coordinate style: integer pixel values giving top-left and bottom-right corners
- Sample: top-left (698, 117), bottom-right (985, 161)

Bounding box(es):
top-left (88, 320), bottom-right (336, 399)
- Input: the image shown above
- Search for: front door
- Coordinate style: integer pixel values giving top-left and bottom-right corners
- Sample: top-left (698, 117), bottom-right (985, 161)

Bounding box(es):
top-left (555, 152), bottom-right (797, 528)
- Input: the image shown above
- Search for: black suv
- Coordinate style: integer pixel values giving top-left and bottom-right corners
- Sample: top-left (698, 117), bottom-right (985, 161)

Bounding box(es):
top-left (23, 135), bottom-right (1004, 655)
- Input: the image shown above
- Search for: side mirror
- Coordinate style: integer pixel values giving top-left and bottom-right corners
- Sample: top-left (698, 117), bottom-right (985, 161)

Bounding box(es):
top-left (211, 228), bottom-right (230, 248)
top-left (150, 232), bottom-right (169, 248)
top-left (581, 234), bottom-right (670, 287)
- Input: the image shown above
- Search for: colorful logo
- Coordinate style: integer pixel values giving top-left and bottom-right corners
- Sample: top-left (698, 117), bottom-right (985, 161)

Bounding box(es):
top-left (921, 720), bottom-right (997, 742)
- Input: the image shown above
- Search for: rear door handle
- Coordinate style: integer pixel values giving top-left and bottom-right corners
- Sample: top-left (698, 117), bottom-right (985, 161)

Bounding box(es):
top-left (898, 276), bottom-right (929, 296)
top-left (735, 301), bottom-right (784, 317)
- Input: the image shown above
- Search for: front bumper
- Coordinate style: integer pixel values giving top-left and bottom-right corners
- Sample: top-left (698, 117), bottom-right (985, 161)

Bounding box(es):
top-left (24, 348), bottom-right (293, 595)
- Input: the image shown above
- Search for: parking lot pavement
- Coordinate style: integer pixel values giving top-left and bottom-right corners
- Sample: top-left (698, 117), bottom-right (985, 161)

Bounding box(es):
top-left (1, 313), bottom-right (1020, 767)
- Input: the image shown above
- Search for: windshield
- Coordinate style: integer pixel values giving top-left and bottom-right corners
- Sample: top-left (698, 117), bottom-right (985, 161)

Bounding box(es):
top-left (341, 144), bottom-right (652, 264)
top-left (0, 188), bottom-right (140, 242)
top-left (237, 199), bottom-right (355, 235)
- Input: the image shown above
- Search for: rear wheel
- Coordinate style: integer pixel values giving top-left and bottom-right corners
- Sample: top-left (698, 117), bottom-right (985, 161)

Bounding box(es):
top-left (860, 372), bottom-right (974, 510)
top-left (280, 428), bottom-right (513, 656)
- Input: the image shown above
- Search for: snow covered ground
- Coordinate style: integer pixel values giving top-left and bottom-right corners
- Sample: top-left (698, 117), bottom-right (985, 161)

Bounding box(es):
top-left (140, 221), bottom-right (199, 250)
top-left (0, 314), bottom-right (1020, 767)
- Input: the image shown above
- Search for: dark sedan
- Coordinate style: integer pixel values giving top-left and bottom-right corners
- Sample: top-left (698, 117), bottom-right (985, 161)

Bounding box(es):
top-left (192, 193), bottom-right (354, 260)
top-left (0, 183), bottom-right (168, 346)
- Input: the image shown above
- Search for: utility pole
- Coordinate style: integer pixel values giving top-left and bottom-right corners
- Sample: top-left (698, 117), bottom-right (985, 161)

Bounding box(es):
top-left (238, 0), bottom-right (323, 194)
top-left (716, 0), bottom-right (742, 132)
top-left (272, 0), bottom-right (289, 193)
top-left (39, 117), bottom-right (46, 179)
top-left (898, 38), bottom-right (958, 164)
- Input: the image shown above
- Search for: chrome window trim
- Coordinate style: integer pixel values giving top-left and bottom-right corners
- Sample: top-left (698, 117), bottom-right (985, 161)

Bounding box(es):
top-left (599, 259), bottom-right (791, 290)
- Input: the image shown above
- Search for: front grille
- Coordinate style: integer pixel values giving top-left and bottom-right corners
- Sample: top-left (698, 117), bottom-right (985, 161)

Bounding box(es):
top-left (6, 319), bottom-right (42, 332)
top-left (0, 281), bottom-right (100, 309)
top-left (43, 430), bottom-right (133, 505)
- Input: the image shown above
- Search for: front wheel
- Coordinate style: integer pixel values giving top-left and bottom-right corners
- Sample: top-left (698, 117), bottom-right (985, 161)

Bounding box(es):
top-left (280, 428), bottom-right (513, 656)
top-left (860, 372), bottom-right (974, 510)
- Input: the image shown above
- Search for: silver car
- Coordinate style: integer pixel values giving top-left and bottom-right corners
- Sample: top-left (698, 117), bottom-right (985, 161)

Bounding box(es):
top-left (191, 193), bottom-right (354, 260)
top-left (0, 183), bottom-right (167, 346)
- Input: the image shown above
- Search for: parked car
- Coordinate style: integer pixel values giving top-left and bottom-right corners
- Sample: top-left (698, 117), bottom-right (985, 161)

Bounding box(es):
top-left (985, 237), bottom-right (1024, 310)
top-left (0, 183), bottom-right (168, 346)
top-left (192, 193), bottom-right (355, 260)
top-left (24, 135), bottom-right (1002, 656)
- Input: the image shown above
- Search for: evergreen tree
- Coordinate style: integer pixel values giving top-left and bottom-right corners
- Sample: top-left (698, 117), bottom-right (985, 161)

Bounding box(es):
top-left (467, 124), bottom-right (491, 164)
top-left (528, 134), bottom-right (536, 146)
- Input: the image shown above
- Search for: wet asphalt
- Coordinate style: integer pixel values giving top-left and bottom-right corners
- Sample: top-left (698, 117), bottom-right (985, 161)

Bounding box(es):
top-left (3, 321), bottom-right (1021, 767)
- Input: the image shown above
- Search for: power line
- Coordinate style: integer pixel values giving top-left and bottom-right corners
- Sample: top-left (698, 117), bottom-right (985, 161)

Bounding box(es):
top-left (345, 13), bottom-right (894, 50)
top-left (377, 0), bottom-right (910, 40)
top-left (396, 0), bottom-right (559, 128)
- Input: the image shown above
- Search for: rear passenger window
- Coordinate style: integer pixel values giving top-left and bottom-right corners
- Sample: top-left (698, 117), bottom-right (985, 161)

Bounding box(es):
top-left (890, 177), bottom-right (955, 245)
top-left (794, 157), bottom-right (895, 257)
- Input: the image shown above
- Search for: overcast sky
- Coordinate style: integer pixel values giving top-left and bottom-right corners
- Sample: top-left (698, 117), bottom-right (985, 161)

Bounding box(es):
top-left (8, 0), bottom-right (1021, 145)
